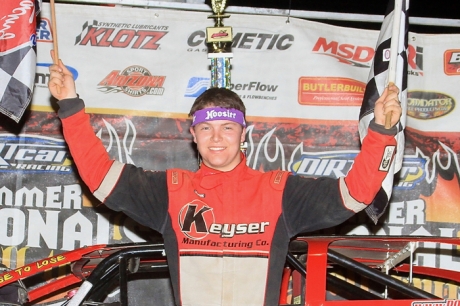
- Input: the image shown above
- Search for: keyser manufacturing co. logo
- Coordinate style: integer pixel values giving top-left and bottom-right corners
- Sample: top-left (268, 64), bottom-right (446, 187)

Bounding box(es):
top-left (0, 134), bottom-right (71, 173)
top-left (75, 20), bottom-right (168, 49)
top-left (178, 200), bottom-right (270, 240)
top-left (98, 65), bottom-right (166, 97)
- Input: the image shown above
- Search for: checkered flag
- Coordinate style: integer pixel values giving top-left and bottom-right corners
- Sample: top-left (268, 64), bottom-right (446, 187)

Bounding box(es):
top-left (358, 0), bottom-right (409, 223)
top-left (75, 20), bottom-right (99, 45)
top-left (0, 0), bottom-right (42, 123)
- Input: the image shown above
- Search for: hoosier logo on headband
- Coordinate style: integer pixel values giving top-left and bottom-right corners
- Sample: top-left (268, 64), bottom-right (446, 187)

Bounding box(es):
top-left (191, 107), bottom-right (246, 127)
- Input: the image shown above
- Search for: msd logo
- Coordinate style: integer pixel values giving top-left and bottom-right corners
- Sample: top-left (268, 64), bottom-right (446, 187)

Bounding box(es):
top-left (312, 37), bottom-right (374, 68)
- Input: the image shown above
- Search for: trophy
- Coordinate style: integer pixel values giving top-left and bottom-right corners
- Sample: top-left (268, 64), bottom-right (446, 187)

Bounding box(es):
top-left (206, 0), bottom-right (233, 89)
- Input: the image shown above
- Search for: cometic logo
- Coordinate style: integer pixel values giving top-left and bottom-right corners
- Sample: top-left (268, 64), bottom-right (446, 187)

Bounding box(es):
top-left (444, 49), bottom-right (460, 76)
top-left (0, 134), bottom-right (71, 173)
top-left (75, 20), bottom-right (168, 49)
top-left (407, 91), bottom-right (455, 119)
top-left (312, 37), bottom-right (374, 68)
top-left (187, 30), bottom-right (294, 52)
top-left (98, 65), bottom-right (165, 97)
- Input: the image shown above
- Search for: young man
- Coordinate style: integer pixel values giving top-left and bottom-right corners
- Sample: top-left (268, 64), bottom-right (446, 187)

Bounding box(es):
top-left (49, 57), bottom-right (401, 306)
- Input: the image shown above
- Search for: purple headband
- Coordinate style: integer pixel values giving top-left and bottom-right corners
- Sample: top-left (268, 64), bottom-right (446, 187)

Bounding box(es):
top-left (191, 107), bottom-right (246, 127)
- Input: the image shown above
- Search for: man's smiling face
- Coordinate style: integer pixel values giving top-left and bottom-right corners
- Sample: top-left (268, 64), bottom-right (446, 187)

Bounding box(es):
top-left (190, 119), bottom-right (246, 172)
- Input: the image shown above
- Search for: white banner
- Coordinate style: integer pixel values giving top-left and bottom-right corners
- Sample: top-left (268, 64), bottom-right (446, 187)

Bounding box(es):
top-left (33, 3), bottom-right (460, 132)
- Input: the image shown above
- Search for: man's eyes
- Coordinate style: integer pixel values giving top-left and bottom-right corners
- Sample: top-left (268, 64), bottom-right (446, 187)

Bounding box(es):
top-left (199, 125), bottom-right (235, 131)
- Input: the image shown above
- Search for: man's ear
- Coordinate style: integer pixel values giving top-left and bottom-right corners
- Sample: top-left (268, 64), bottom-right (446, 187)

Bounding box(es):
top-left (190, 126), bottom-right (197, 143)
top-left (240, 127), bottom-right (246, 143)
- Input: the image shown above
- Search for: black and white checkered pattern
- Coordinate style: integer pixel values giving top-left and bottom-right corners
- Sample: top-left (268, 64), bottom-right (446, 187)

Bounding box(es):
top-left (358, 0), bottom-right (409, 223)
top-left (0, 0), bottom-right (41, 123)
top-left (0, 45), bottom-right (36, 123)
top-left (75, 20), bottom-right (99, 45)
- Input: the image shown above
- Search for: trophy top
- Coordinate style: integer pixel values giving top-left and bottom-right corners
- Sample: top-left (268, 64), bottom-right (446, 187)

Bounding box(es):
top-left (211, 0), bottom-right (227, 15)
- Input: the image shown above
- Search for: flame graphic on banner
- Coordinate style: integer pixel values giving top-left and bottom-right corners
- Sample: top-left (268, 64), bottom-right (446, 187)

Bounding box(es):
top-left (96, 118), bottom-right (136, 165)
top-left (423, 173), bottom-right (460, 223)
top-left (420, 143), bottom-right (460, 223)
top-left (246, 125), bottom-right (286, 172)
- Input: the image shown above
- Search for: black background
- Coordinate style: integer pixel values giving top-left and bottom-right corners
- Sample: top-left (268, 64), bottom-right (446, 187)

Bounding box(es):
top-left (220, 0), bottom-right (460, 33)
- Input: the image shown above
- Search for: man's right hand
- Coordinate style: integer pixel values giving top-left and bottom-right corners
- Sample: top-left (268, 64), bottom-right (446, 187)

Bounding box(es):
top-left (48, 50), bottom-right (78, 101)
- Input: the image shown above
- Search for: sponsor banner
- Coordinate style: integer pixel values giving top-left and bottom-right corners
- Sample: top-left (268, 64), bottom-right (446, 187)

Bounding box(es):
top-left (30, 3), bottom-right (460, 131)
top-left (0, 2), bottom-right (458, 287)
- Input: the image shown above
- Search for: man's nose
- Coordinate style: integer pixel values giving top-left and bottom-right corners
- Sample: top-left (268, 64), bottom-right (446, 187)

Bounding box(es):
top-left (211, 130), bottom-right (222, 142)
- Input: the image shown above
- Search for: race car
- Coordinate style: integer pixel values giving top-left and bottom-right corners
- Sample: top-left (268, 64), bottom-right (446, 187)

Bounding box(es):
top-left (0, 236), bottom-right (459, 306)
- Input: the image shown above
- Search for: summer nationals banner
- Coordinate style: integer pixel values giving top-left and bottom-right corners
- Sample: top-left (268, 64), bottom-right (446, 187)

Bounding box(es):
top-left (0, 2), bottom-right (459, 298)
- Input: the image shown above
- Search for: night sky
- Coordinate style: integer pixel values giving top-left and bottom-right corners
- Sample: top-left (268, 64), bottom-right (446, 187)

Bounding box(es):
top-left (216, 0), bottom-right (460, 33)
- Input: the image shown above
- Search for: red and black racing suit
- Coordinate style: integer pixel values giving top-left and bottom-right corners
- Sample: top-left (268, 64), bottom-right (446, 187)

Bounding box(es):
top-left (58, 98), bottom-right (397, 306)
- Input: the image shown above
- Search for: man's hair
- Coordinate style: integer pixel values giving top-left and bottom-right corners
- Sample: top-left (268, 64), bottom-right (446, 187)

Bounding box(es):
top-left (188, 88), bottom-right (246, 117)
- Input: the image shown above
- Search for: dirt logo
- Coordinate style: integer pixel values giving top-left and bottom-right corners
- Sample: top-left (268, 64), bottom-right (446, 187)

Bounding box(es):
top-left (407, 91), bottom-right (455, 119)
top-left (98, 65), bottom-right (165, 97)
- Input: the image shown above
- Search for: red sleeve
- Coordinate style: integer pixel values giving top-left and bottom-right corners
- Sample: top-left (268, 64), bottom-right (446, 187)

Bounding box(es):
top-left (60, 106), bottom-right (114, 193)
top-left (344, 128), bottom-right (397, 204)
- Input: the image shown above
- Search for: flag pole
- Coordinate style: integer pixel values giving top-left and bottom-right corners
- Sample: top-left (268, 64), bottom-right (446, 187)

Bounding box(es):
top-left (385, 0), bottom-right (403, 129)
top-left (50, 0), bottom-right (60, 93)
top-left (50, 0), bottom-right (59, 61)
